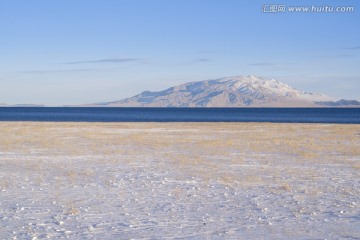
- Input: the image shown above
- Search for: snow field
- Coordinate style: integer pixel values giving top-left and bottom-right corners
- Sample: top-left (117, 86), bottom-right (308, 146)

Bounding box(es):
top-left (0, 122), bottom-right (359, 239)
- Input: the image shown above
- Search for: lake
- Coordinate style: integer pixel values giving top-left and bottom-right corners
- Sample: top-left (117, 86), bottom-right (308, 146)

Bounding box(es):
top-left (0, 107), bottom-right (359, 123)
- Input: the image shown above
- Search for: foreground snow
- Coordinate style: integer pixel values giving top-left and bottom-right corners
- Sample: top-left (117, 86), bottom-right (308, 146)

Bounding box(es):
top-left (0, 122), bottom-right (359, 239)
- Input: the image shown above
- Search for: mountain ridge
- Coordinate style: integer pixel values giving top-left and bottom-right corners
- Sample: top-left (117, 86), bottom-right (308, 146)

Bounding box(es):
top-left (88, 75), bottom-right (359, 107)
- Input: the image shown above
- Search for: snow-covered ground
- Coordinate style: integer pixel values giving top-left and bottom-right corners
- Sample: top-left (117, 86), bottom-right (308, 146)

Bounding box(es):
top-left (0, 122), bottom-right (359, 239)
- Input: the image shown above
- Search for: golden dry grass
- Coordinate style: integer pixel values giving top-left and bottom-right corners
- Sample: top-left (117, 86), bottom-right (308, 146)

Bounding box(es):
top-left (0, 122), bottom-right (359, 193)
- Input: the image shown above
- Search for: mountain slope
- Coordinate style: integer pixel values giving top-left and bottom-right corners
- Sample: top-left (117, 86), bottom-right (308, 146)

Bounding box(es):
top-left (93, 75), bottom-right (357, 107)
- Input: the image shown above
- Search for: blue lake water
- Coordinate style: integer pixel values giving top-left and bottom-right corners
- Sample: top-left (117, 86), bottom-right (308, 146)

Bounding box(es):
top-left (0, 107), bottom-right (359, 123)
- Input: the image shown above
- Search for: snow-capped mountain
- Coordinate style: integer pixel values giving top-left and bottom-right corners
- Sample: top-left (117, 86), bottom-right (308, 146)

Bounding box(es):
top-left (93, 75), bottom-right (358, 107)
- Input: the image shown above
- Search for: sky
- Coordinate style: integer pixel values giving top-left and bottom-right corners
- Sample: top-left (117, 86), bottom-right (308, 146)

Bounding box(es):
top-left (0, 0), bottom-right (359, 105)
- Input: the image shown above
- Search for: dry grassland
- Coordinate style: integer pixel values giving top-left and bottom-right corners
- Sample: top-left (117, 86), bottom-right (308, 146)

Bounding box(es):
top-left (0, 122), bottom-right (359, 239)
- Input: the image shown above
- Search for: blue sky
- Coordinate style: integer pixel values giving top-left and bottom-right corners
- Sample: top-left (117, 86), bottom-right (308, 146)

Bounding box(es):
top-left (0, 0), bottom-right (359, 105)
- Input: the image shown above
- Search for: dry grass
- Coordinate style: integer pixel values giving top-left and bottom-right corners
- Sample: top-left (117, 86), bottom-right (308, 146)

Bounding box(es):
top-left (0, 122), bottom-right (359, 192)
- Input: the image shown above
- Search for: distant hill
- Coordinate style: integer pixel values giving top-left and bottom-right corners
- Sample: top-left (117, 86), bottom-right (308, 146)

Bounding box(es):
top-left (89, 75), bottom-right (359, 107)
top-left (315, 99), bottom-right (360, 106)
top-left (0, 104), bottom-right (45, 107)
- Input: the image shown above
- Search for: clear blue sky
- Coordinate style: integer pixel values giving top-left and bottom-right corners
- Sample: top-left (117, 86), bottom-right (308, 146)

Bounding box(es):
top-left (0, 0), bottom-right (359, 105)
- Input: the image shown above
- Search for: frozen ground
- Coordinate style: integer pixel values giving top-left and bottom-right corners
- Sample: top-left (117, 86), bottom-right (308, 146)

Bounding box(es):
top-left (0, 122), bottom-right (359, 239)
